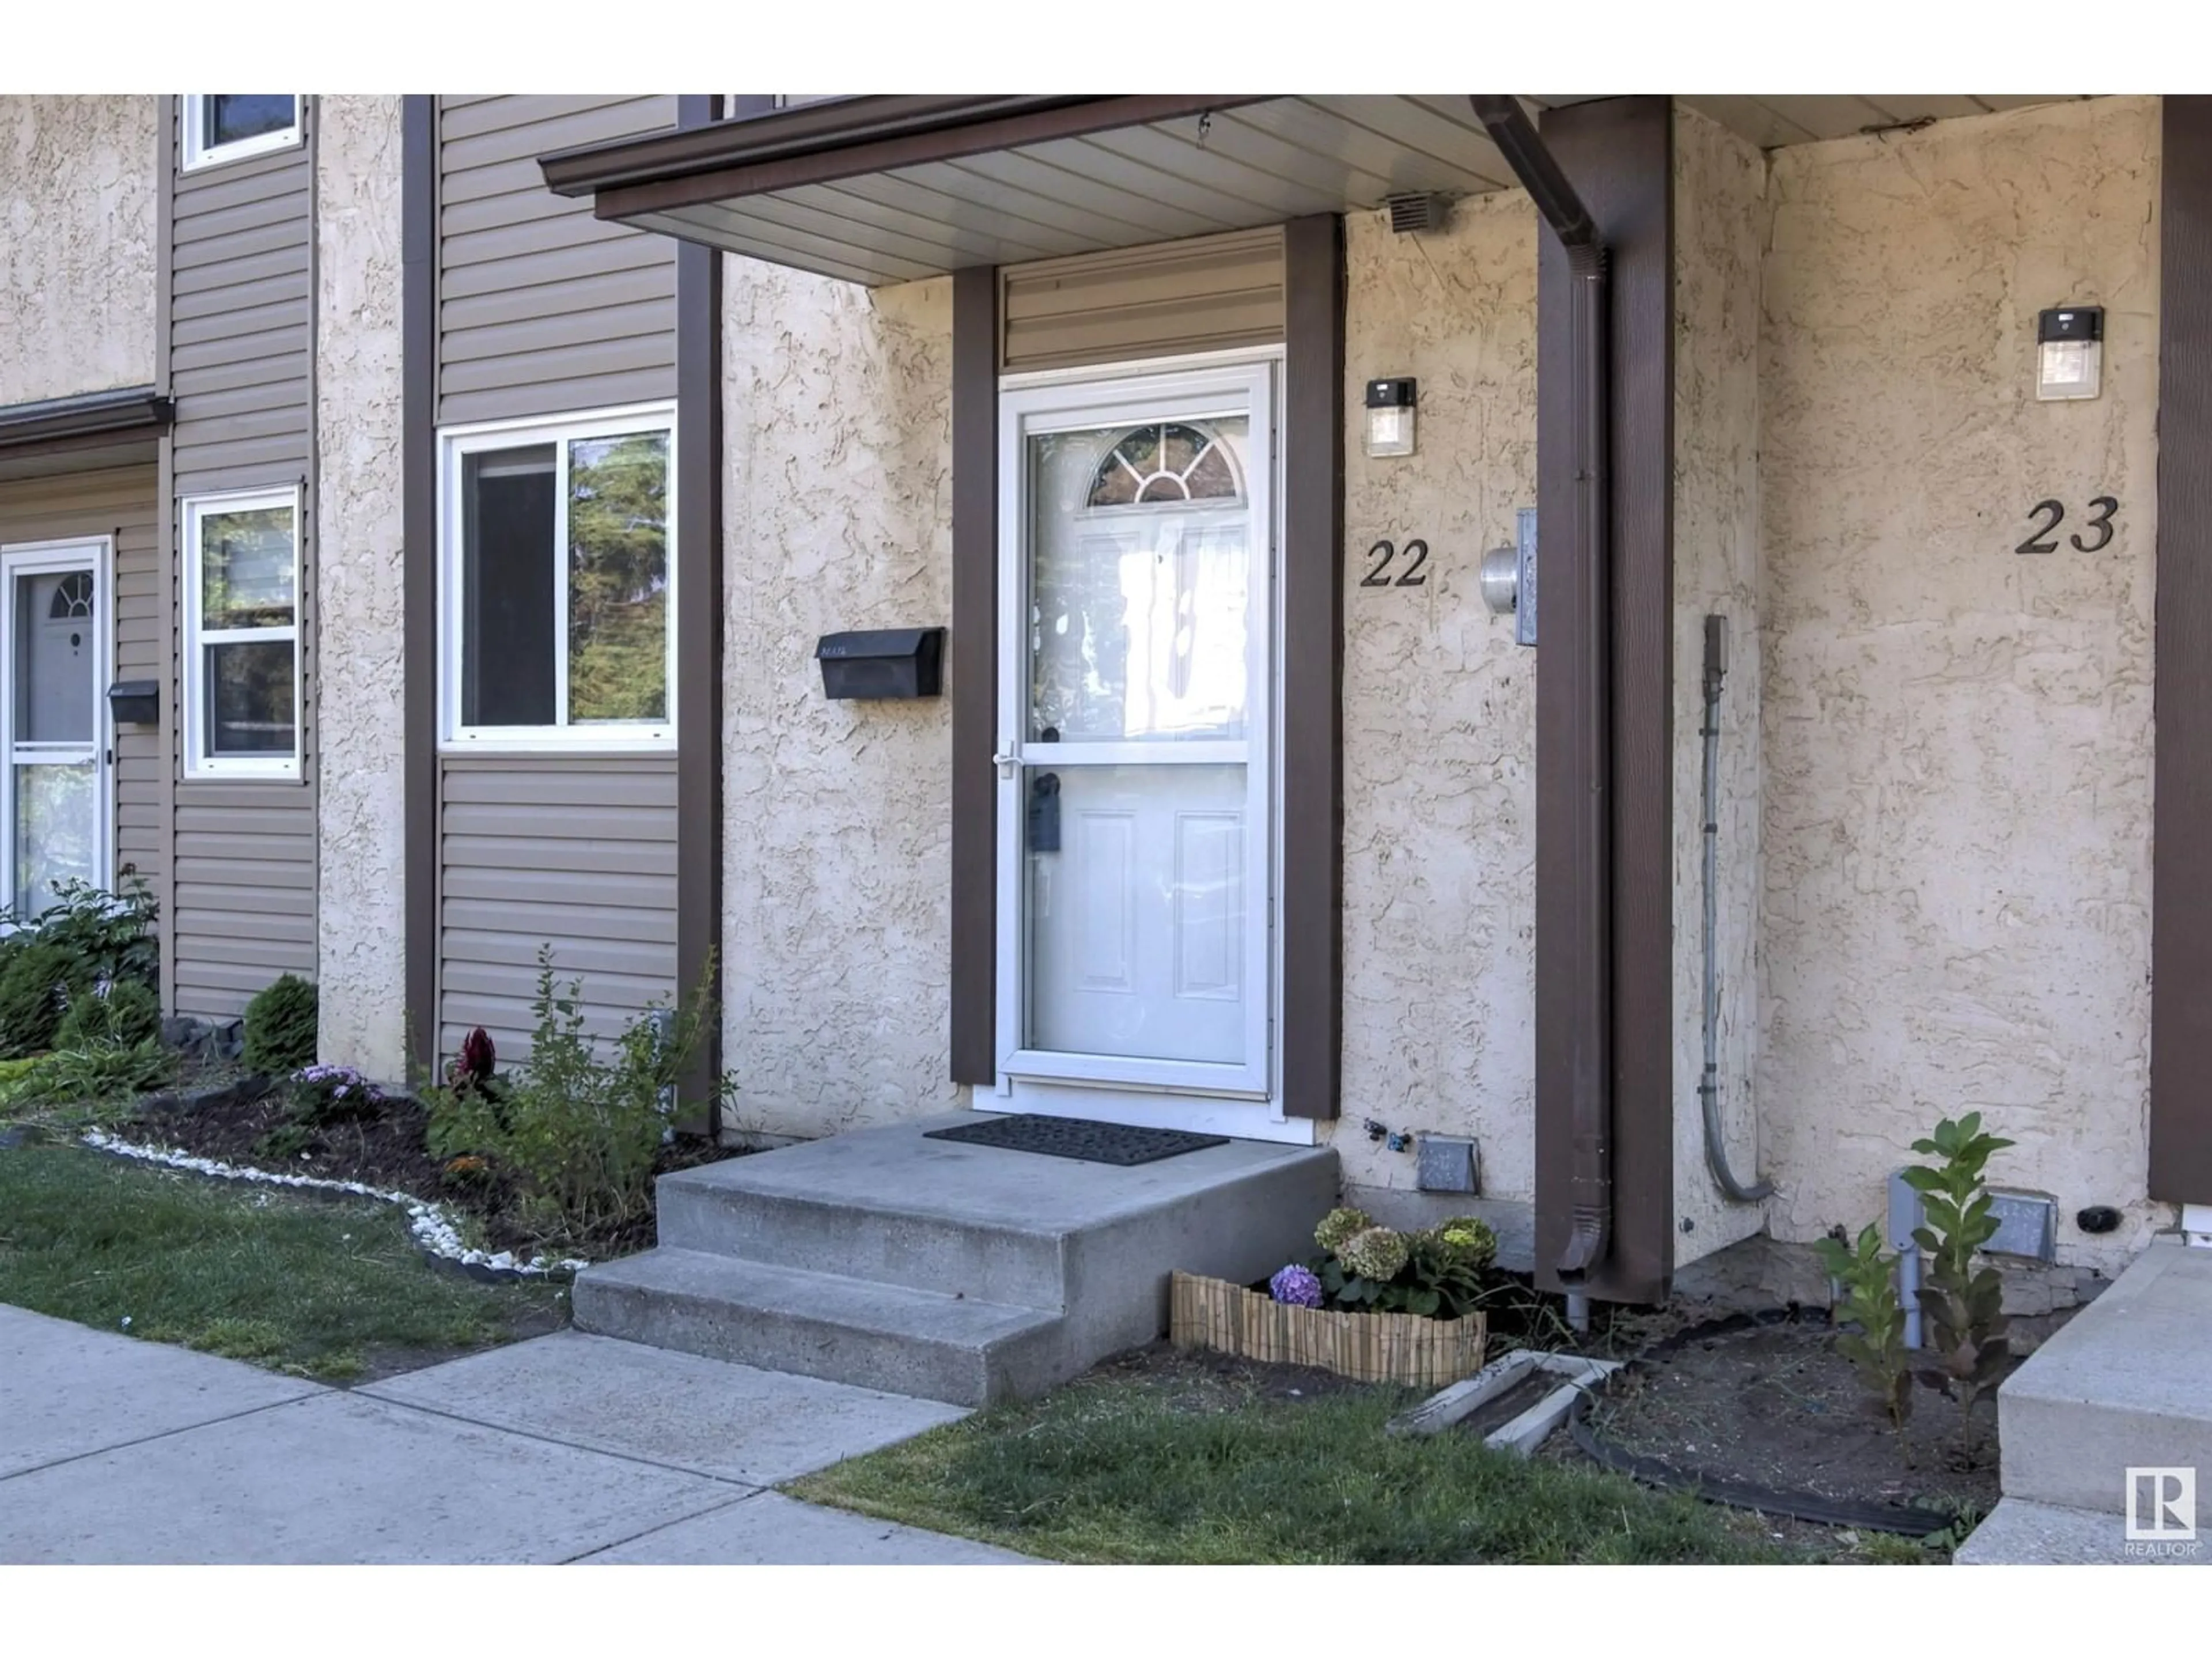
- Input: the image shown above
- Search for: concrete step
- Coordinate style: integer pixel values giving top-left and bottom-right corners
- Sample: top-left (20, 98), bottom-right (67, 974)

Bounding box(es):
top-left (1998, 1243), bottom-right (2212, 1516)
top-left (571, 1247), bottom-right (1070, 1408)
top-left (1955, 1497), bottom-right (2206, 1565)
top-left (654, 1112), bottom-right (1340, 1319)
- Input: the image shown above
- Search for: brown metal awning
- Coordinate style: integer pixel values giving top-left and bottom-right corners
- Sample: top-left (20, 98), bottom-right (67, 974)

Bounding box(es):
top-left (540, 95), bottom-right (1540, 285)
top-left (540, 93), bottom-right (2085, 287)
top-left (0, 385), bottom-right (173, 482)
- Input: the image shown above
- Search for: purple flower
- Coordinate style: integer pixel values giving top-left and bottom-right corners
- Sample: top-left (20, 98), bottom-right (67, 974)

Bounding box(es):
top-left (1270, 1264), bottom-right (1324, 1308)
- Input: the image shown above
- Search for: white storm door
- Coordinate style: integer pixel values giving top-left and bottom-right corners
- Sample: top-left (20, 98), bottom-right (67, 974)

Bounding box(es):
top-left (995, 362), bottom-right (1276, 1101)
top-left (1, 542), bottom-right (111, 922)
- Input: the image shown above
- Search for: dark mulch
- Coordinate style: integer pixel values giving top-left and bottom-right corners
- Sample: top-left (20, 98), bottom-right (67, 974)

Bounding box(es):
top-left (1093, 1338), bottom-right (1382, 1406)
top-left (119, 1067), bottom-right (745, 1261)
top-left (1582, 1319), bottom-right (2001, 1518)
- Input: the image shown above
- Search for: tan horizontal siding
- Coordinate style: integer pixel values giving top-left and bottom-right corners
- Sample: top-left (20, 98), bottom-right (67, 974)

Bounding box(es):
top-left (169, 97), bottom-right (315, 501)
top-left (435, 94), bottom-right (677, 427)
top-left (436, 756), bottom-right (679, 1063)
top-left (0, 465), bottom-right (165, 930)
top-left (1000, 226), bottom-right (1287, 373)
top-left (161, 94), bottom-right (320, 1024)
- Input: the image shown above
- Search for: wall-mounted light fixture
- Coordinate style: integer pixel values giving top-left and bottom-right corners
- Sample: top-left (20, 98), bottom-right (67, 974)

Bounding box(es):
top-left (1363, 377), bottom-right (1416, 458)
top-left (2037, 305), bottom-right (2103, 402)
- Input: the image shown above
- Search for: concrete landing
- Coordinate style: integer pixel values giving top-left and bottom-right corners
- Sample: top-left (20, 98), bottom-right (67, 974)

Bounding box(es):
top-left (574, 1112), bottom-right (1339, 1406)
top-left (1998, 1242), bottom-right (2212, 1521)
top-left (1955, 1498), bottom-right (2206, 1565)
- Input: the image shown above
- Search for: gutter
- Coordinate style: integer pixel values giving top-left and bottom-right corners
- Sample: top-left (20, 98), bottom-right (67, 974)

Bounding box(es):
top-left (1469, 96), bottom-right (1615, 1285)
top-left (0, 385), bottom-right (173, 451)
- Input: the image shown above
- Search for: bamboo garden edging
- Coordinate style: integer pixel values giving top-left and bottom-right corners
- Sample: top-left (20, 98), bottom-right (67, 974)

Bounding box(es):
top-left (1170, 1270), bottom-right (1488, 1387)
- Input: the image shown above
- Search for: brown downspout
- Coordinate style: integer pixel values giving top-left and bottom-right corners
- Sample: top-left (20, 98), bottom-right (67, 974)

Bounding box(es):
top-left (1469, 96), bottom-right (1614, 1283)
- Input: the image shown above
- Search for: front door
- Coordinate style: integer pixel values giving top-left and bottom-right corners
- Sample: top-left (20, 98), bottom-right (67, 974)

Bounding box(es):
top-left (994, 359), bottom-right (1289, 1137)
top-left (2, 541), bottom-right (109, 921)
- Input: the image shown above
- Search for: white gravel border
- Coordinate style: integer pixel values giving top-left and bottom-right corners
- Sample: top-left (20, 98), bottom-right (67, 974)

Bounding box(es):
top-left (79, 1127), bottom-right (589, 1279)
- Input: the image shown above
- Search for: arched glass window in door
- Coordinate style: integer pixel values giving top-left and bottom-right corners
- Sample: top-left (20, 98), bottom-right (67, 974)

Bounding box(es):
top-left (48, 572), bottom-right (94, 620)
top-left (1085, 423), bottom-right (1243, 508)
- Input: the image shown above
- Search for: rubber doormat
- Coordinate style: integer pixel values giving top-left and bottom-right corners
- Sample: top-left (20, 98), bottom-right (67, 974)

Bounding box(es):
top-left (922, 1114), bottom-right (1230, 1166)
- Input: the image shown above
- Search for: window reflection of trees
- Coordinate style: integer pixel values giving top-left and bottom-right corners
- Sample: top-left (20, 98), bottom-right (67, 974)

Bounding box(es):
top-left (1031, 421), bottom-right (1248, 744)
top-left (566, 431), bottom-right (670, 724)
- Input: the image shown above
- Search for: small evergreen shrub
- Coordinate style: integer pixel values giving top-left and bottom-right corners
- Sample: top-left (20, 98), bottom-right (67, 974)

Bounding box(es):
top-left (242, 974), bottom-right (319, 1074)
top-left (54, 979), bottom-right (162, 1051)
top-left (0, 943), bottom-right (79, 1059)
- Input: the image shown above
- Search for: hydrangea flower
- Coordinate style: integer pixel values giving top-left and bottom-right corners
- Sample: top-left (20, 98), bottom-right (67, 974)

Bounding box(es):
top-left (1269, 1264), bottom-right (1324, 1307)
top-left (1339, 1225), bottom-right (1411, 1282)
top-left (1416, 1217), bottom-right (1500, 1272)
top-left (1313, 1206), bottom-right (1374, 1253)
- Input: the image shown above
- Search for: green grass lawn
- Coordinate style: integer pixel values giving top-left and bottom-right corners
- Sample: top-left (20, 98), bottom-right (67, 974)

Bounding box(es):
top-left (787, 1351), bottom-right (1911, 1565)
top-left (0, 1141), bottom-right (566, 1382)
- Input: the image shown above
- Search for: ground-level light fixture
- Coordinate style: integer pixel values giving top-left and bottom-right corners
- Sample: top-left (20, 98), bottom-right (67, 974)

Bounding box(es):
top-left (2037, 305), bottom-right (2103, 402)
top-left (1363, 377), bottom-right (1417, 457)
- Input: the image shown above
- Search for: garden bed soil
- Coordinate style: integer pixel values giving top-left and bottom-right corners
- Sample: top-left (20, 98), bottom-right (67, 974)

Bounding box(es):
top-left (118, 1072), bottom-right (745, 1260)
top-left (1581, 1318), bottom-right (2001, 1520)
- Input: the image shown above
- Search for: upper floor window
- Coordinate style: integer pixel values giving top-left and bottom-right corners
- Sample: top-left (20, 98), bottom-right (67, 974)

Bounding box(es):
top-left (439, 405), bottom-right (676, 751)
top-left (182, 488), bottom-right (301, 779)
top-left (181, 95), bottom-right (302, 172)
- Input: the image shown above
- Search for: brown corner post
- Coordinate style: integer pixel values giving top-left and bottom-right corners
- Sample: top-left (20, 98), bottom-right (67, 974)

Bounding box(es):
top-left (949, 265), bottom-right (999, 1085)
top-left (672, 93), bottom-right (727, 1134)
top-left (1282, 213), bottom-right (1346, 1120)
top-left (2152, 96), bottom-right (2212, 1206)
top-left (1529, 95), bottom-right (1675, 1304)
top-left (401, 94), bottom-right (438, 1081)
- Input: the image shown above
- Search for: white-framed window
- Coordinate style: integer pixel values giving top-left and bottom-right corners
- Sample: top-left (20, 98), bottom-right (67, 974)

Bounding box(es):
top-left (181, 95), bottom-right (304, 172)
top-left (439, 404), bottom-right (677, 752)
top-left (181, 488), bottom-right (302, 781)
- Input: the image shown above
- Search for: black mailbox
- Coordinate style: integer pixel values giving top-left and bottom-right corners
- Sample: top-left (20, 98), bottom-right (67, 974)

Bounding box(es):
top-left (815, 627), bottom-right (944, 700)
top-left (107, 679), bottom-right (160, 727)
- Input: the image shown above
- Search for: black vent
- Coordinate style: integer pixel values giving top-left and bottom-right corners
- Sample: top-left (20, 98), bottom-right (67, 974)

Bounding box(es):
top-left (1387, 192), bottom-right (1446, 235)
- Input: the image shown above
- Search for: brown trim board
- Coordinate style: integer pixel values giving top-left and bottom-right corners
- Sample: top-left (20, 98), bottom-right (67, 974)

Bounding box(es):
top-left (402, 94), bottom-right (437, 1077)
top-left (673, 92), bottom-right (724, 1132)
top-left (154, 97), bottom-right (178, 1018)
top-left (1282, 213), bottom-right (1345, 1120)
top-left (1533, 96), bottom-right (1675, 1302)
top-left (949, 264), bottom-right (998, 1086)
top-left (2152, 96), bottom-right (2212, 1206)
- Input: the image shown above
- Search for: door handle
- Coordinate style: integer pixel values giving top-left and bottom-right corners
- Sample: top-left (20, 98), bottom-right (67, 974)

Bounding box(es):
top-left (993, 751), bottom-right (1017, 779)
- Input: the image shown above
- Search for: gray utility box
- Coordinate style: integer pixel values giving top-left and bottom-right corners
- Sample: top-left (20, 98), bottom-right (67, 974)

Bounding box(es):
top-left (1891, 1171), bottom-right (2057, 1262)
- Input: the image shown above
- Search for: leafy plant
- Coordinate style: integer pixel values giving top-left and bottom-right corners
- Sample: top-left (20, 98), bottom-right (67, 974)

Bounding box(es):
top-left (423, 945), bottom-right (725, 1245)
top-left (8, 1040), bottom-right (175, 1107)
top-left (1903, 1112), bottom-right (2016, 1416)
top-left (0, 942), bottom-right (81, 1059)
top-left (1812, 1222), bottom-right (1914, 1434)
top-left (284, 1063), bottom-right (387, 1126)
top-left (0, 875), bottom-right (160, 994)
top-left (55, 979), bottom-right (162, 1051)
top-left (242, 974), bottom-right (319, 1075)
top-left (1293, 1210), bottom-right (1500, 1321)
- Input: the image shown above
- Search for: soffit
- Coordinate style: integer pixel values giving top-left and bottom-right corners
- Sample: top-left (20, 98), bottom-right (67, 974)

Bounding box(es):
top-left (544, 94), bottom-right (2089, 287)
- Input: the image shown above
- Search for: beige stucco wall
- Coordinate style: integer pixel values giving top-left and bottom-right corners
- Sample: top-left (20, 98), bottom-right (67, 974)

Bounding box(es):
top-left (313, 96), bottom-right (408, 1077)
top-left (1327, 195), bottom-right (1540, 1255)
top-left (1672, 109), bottom-right (1771, 1264)
top-left (1756, 96), bottom-right (2161, 1271)
top-left (0, 96), bottom-right (157, 406)
top-left (718, 262), bottom-right (960, 1138)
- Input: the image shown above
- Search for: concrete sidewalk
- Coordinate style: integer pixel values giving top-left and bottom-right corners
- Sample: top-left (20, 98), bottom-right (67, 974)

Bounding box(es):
top-left (0, 1304), bottom-right (1035, 1564)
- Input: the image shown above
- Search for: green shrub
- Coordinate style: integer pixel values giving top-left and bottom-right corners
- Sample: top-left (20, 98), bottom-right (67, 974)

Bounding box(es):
top-left (424, 945), bottom-right (724, 1245)
top-left (0, 943), bottom-right (81, 1060)
top-left (242, 974), bottom-right (319, 1075)
top-left (9, 1040), bottom-right (175, 1107)
top-left (2, 876), bottom-right (161, 992)
top-left (1813, 1221), bottom-right (1913, 1434)
top-left (55, 979), bottom-right (162, 1051)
